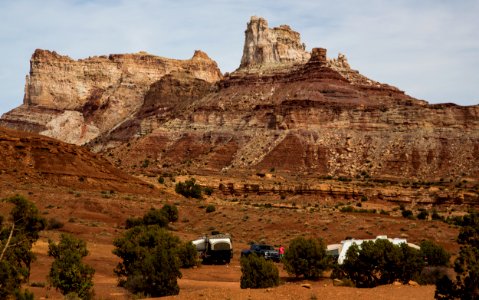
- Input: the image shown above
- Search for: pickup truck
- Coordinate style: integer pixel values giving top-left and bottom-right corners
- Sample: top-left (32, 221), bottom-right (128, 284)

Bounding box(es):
top-left (241, 244), bottom-right (280, 262)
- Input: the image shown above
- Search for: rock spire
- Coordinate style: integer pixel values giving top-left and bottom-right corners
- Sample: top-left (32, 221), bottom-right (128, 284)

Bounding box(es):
top-left (239, 16), bottom-right (310, 69)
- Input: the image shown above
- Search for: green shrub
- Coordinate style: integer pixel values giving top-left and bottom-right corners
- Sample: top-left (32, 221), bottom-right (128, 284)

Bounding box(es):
top-left (401, 210), bottom-right (414, 219)
top-left (340, 206), bottom-right (354, 213)
top-left (178, 242), bottom-right (198, 268)
top-left (126, 205), bottom-right (178, 229)
top-left (113, 225), bottom-right (182, 297)
top-left (142, 208), bottom-right (169, 227)
top-left (431, 209), bottom-right (442, 220)
top-left (160, 204), bottom-right (179, 222)
top-left (415, 266), bottom-right (449, 285)
top-left (340, 239), bottom-right (424, 288)
top-left (435, 211), bottom-right (479, 299)
top-left (240, 254), bottom-right (279, 289)
top-left (175, 178), bottom-right (202, 199)
top-left (0, 195), bottom-right (46, 298)
top-left (205, 204), bottom-right (216, 213)
top-left (158, 176), bottom-right (165, 184)
top-left (125, 217), bottom-right (144, 229)
top-left (419, 240), bottom-right (450, 266)
top-left (48, 234), bottom-right (95, 299)
top-left (13, 289), bottom-right (34, 300)
top-left (417, 210), bottom-right (429, 220)
top-left (47, 217), bottom-right (64, 230)
top-left (203, 187), bottom-right (213, 196)
top-left (283, 237), bottom-right (331, 279)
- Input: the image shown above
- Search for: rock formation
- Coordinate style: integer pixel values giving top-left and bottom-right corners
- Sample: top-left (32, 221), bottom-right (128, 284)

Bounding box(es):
top-left (1, 49), bottom-right (222, 144)
top-left (1, 16), bottom-right (478, 189)
top-left (239, 16), bottom-right (310, 70)
top-left (0, 126), bottom-right (148, 192)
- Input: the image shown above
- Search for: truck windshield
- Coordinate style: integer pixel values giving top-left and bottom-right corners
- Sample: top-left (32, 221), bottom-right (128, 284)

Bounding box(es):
top-left (259, 245), bottom-right (274, 250)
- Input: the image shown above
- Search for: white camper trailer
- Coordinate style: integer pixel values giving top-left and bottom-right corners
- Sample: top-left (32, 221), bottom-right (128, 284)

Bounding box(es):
top-left (192, 233), bottom-right (233, 264)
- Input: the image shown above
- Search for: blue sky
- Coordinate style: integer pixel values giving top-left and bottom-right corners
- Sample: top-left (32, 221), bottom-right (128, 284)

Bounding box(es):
top-left (0, 0), bottom-right (478, 115)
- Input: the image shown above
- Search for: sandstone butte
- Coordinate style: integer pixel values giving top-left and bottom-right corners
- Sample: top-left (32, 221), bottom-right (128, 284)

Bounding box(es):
top-left (1, 16), bottom-right (478, 188)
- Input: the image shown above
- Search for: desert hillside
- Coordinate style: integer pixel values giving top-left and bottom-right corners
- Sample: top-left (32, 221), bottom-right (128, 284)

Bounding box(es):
top-left (0, 15), bottom-right (477, 300)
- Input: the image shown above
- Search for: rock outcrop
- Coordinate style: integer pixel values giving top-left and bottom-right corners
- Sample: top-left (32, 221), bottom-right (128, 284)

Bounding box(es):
top-left (1, 16), bottom-right (478, 190)
top-left (239, 16), bottom-right (310, 70)
top-left (1, 49), bottom-right (222, 144)
top-left (0, 126), bottom-right (148, 192)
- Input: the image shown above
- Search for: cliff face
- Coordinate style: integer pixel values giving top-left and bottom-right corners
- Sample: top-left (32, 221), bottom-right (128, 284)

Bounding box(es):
top-left (1, 16), bottom-right (478, 187)
top-left (239, 16), bottom-right (310, 69)
top-left (96, 18), bottom-right (478, 184)
top-left (105, 48), bottom-right (479, 182)
top-left (1, 49), bottom-right (222, 144)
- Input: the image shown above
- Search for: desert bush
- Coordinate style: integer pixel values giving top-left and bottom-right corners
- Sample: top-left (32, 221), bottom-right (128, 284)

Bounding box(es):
top-left (113, 225), bottom-right (182, 297)
top-left (435, 211), bottom-right (479, 299)
top-left (126, 204), bottom-right (178, 229)
top-left (415, 266), bottom-right (450, 285)
top-left (240, 254), bottom-right (279, 289)
top-left (160, 204), bottom-right (179, 222)
top-left (340, 206), bottom-right (354, 213)
top-left (178, 242), bottom-right (198, 268)
top-left (283, 237), bottom-right (331, 279)
top-left (158, 176), bottom-right (165, 184)
top-left (13, 289), bottom-right (34, 300)
top-left (417, 209), bottom-right (429, 220)
top-left (431, 209), bottom-right (442, 220)
top-left (401, 209), bottom-right (414, 219)
top-left (175, 178), bottom-right (202, 199)
top-left (420, 240), bottom-right (450, 266)
top-left (47, 217), bottom-right (64, 230)
top-left (125, 217), bottom-right (144, 229)
top-left (340, 239), bottom-right (424, 288)
top-left (205, 204), bottom-right (216, 213)
top-left (203, 186), bottom-right (213, 196)
top-left (48, 233), bottom-right (95, 299)
top-left (0, 195), bottom-right (46, 298)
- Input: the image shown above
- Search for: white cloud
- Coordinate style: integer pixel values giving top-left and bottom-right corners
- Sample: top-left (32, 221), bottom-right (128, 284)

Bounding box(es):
top-left (0, 0), bottom-right (477, 116)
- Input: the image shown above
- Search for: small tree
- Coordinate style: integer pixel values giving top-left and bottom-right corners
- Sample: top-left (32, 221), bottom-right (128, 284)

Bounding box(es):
top-left (205, 204), bottom-right (216, 213)
top-left (283, 237), bottom-right (331, 279)
top-left (417, 210), bottom-right (429, 220)
top-left (126, 204), bottom-right (178, 229)
top-left (402, 210), bottom-right (414, 219)
top-left (48, 234), bottom-right (95, 299)
top-left (160, 204), bottom-right (179, 222)
top-left (178, 242), bottom-right (198, 268)
top-left (240, 254), bottom-right (279, 289)
top-left (420, 240), bottom-right (450, 266)
top-left (113, 225), bottom-right (182, 297)
top-left (435, 211), bottom-right (479, 299)
top-left (175, 178), bottom-right (202, 199)
top-left (341, 239), bottom-right (424, 288)
top-left (0, 195), bottom-right (46, 298)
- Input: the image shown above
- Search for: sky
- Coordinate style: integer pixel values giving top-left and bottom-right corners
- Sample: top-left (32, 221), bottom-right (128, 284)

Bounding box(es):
top-left (0, 0), bottom-right (478, 116)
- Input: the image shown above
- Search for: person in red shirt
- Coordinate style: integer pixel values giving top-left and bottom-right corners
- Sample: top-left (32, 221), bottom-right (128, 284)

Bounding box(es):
top-left (279, 245), bottom-right (285, 259)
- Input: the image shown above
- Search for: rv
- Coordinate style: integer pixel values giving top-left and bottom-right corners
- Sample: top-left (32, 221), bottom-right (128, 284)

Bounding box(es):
top-left (192, 233), bottom-right (233, 264)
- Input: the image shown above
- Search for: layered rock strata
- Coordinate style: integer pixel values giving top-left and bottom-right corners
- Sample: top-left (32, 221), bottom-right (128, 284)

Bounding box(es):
top-left (239, 16), bottom-right (310, 70)
top-left (1, 49), bottom-right (222, 144)
top-left (1, 16), bottom-right (478, 186)
top-left (0, 126), bottom-right (148, 192)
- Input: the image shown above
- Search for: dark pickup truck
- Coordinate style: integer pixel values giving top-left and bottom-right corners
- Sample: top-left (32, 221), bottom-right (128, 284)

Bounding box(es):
top-left (241, 244), bottom-right (280, 262)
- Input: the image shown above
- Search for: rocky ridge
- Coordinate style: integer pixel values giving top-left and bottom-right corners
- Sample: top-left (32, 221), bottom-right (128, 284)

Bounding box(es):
top-left (1, 16), bottom-right (478, 190)
top-left (0, 126), bottom-right (148, 192)
top-left (1, 49), bottom-right (222, 144)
